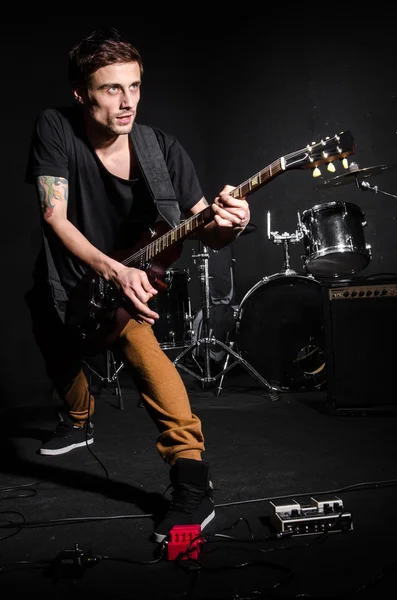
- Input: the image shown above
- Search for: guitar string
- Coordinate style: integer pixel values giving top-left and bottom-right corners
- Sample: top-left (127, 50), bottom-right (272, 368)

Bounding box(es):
top-left (119, 135), bottom-right (344, 268)
top-left (120, 156), bottom-right (282, 268)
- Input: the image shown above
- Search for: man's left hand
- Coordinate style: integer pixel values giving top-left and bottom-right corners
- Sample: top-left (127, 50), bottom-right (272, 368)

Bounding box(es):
top-left (212, 185), bottom-right (250, 234)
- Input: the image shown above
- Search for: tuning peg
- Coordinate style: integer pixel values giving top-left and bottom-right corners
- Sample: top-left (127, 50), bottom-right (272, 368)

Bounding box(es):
top-left (327, 162), bottom-right (336, 173)
top-left (312, 166), bottom-right (321, 177)
top-left (342, 158), bottom-right (349, 169)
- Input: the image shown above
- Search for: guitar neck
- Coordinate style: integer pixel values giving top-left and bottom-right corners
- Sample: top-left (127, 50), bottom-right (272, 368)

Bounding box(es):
top-left (230, 157), bottom-right (284, 199)
top-left (122, 157), bottom-right (285, 268)
top-left (123, 205), bottom-right (213, 268)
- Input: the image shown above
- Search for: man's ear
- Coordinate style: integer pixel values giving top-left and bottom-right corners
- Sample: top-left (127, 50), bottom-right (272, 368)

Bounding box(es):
top-left (73, 88), bottom-right (85, 105)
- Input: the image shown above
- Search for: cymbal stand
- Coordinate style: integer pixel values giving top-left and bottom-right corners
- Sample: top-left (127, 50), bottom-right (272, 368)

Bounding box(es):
top-left (356, 178), bottom-right (397, 199)
top-left (172, 242), bottom-right (278, 400)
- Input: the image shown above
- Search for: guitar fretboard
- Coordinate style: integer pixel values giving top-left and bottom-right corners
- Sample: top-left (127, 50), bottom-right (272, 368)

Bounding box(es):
top-left (122, 205), bottom-right (213, 268)
top-left (122, 158), bottom-right (285, 268)
top-left (230, 158), bottom-right (284, 198)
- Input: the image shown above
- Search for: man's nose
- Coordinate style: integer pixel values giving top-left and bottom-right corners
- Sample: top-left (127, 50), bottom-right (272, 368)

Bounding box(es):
top-left (120, 90), bottom-right (134, 108)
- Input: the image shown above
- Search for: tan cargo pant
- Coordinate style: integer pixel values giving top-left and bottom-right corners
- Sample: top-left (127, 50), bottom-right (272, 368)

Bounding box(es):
top-left (42, 315), bottom-right (204, 465)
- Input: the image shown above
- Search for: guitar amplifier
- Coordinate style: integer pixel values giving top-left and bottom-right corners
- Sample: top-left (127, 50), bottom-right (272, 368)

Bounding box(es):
top-left (322, 274), bottom-right (397, 413)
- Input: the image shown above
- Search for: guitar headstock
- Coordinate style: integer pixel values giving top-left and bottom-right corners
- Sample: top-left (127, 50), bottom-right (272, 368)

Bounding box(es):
top-left (284, 130), bottom-right (356, 175)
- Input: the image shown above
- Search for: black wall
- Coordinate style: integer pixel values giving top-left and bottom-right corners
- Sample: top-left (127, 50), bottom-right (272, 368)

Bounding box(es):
top-left (2, 14), bottom-right (397, 404)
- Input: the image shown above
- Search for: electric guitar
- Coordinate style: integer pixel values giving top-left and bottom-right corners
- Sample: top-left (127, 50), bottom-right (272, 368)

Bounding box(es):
top-left (67, 130), bottom-right (356, 354)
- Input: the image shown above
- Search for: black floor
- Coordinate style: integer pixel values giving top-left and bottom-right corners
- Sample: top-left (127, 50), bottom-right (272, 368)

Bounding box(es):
top-left (1, 356), bottom-right (397, 599)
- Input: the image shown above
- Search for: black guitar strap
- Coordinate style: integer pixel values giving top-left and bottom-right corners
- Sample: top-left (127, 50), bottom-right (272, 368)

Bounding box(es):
top-left (130, 123), bottom-right (181, 228)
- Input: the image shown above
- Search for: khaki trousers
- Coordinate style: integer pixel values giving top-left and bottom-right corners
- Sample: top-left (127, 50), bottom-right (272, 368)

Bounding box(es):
top-left (46, 316), bottom-right (205, 465)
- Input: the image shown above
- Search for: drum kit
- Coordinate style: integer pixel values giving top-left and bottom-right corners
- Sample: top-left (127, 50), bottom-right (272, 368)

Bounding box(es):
top-left (151, 162), bottom-right (397, 399)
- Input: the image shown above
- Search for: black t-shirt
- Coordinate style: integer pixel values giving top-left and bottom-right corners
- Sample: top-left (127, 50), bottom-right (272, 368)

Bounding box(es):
top-left (26, 106), bottom-right (204, 302)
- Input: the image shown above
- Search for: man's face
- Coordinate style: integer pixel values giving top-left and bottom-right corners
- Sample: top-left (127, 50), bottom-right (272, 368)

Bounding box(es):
top-left (76, 61), bottom-right (141, 136)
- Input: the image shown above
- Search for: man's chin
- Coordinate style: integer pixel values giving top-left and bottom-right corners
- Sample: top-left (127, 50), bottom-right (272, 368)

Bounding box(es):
top-left (112, 122), bottom-right (134, 135)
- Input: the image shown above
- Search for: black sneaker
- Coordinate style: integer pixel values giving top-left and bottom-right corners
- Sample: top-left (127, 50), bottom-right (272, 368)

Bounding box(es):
top-left (39, 417), bottom-right (94, 456)
top-left (152, 458), bottom-right (215, 543)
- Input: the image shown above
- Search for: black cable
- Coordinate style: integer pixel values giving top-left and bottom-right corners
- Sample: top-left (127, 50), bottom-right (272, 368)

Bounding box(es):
top-left (84, 370), bottom-right (110, 480)
top-left (0, 560), bottom-right (52, 574)
top-left (0, 511), bottom-right (25, 541)
top-left (214, 477), bottom-right (397, 509)
top-left (0, 475), bottom-right (393, 532)
top-left (0, 482), bottom-right (41, 501)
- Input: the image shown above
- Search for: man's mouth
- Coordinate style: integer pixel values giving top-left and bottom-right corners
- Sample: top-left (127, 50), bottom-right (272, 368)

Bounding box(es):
top-left (116, 114), bottom-right (133, 123)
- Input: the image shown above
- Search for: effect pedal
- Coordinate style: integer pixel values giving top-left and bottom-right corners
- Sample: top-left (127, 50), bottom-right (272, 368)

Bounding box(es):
top-left (270, 495), bottom-right (353, 536)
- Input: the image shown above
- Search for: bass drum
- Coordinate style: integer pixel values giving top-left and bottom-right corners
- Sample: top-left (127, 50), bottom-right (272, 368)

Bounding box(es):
top-left (235, 273), bottom-right (326, 392)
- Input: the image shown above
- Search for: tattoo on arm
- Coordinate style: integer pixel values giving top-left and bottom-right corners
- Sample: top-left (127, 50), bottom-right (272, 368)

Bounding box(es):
top-left (37, 176), bottom-right (68, 220)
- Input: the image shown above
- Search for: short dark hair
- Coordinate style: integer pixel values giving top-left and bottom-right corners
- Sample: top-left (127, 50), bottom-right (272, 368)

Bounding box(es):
top-left (68, 28), bottom-right (143, 88)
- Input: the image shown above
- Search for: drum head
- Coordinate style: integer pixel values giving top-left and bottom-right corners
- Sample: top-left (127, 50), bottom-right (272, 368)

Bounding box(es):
top-left (235, 274), bottom-right (326, 391)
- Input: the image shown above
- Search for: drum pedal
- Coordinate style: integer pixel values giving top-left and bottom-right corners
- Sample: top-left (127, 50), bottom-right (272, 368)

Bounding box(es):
top-left (269, 496), bottom-right (353, 536)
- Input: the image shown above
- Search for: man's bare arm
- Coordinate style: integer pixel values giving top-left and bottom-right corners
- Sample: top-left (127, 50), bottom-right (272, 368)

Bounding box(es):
top-left (35, 175), bottom-right (159, 323)
top-left (37, 175), bottom-right (122, 280)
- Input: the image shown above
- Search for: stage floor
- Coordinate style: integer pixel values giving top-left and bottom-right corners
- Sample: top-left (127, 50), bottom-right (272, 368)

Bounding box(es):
top-left (0, 364), bottom-right (396, 599)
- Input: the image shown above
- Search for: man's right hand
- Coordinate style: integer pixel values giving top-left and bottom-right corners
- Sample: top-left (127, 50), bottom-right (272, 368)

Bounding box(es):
top-left (113, 265), bottom-right (160, 324)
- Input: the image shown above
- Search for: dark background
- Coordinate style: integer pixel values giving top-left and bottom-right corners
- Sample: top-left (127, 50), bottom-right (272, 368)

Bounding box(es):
top-left (2, 13), bottom-right (397, 405)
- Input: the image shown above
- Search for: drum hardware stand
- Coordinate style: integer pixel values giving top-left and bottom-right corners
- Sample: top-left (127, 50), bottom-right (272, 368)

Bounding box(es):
top-left (343, 162), bottom-right (397, 198)
top-left (267, 210), bottom-right (304, 274)
top-left (356, 179), bottom-right (397, 199)
top-left (172, 242), bottom-right (278, 399)
top-left (318, 161), bottom-right (397, 196)
top-left (83, 350), bottom-right (124, 410)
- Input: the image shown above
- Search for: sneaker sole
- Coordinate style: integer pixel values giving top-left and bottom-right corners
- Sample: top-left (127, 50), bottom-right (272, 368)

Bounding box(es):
top-left (152, 508), bottom-right (215, 544)
top-left (39, 438), bottom-right (94, 456)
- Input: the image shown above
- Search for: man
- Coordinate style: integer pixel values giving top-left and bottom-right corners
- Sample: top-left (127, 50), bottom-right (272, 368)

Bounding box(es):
top-left (26, 27), bottom-right (250, 543)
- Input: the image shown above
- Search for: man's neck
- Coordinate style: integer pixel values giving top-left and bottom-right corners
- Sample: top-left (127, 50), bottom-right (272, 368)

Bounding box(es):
top-left (93, 133), bottom-right (129, 157)
top-left (83, 114), bottom-right (128, 155)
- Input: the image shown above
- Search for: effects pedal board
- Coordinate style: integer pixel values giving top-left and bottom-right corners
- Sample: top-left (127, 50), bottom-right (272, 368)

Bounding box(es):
top-left (269, 495), bottom-right (353, 536)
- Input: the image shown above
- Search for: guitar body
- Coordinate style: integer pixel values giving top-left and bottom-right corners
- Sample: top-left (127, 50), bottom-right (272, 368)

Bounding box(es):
top-left (67, 220), bottom-right (185, 355)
